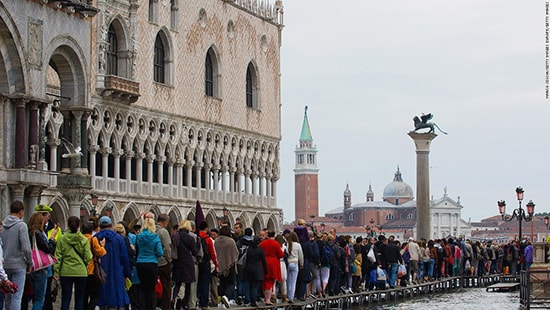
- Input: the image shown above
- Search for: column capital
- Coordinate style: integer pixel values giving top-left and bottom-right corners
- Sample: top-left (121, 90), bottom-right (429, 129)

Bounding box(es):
top-left (408, 132), bottom-right (437, 152)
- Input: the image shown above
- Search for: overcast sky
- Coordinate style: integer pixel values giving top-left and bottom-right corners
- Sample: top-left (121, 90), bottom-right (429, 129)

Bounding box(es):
top-left (277, 1), bottom-right (550, 224)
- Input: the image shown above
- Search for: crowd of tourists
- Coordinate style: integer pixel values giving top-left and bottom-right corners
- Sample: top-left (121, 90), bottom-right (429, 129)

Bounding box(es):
top-left (0, 200), bottom-right (537, 310)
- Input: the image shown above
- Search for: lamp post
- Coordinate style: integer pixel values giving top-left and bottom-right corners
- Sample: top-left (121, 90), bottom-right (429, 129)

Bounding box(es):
top-left (90, 193), bottom-right (98, 217)
top-left (222, 207), bottom-right (229, 225)
top-left (498, 187), bottom-right (535, 271)
top-left (498, 187), bottom-right (535, 241)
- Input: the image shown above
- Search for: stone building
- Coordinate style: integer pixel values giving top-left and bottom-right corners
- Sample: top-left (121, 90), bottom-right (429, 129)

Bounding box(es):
top-left (325, 168), bottom-right (473, 240)
top-left (0, 0), bottom-right (285, 232)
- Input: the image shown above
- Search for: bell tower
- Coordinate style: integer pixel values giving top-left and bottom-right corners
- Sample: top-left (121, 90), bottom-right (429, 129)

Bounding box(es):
top-left (294, 106), bottom-right (319, 222)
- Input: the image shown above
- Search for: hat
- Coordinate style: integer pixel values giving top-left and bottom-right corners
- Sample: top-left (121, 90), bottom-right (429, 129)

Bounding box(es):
top-left (408, 237), bottom-right (414, 241)
top-left (34, 204), bottom-right (53, 213)
top-left (99, 216), bottom-right (112, 226)
top-left (283, 229), bottom-right (291, 235)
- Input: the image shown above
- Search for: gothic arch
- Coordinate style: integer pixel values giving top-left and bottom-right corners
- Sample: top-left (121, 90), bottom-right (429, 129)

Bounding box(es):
top-left (121, 202), bottom-right (139, 224)
top-left (252, 215), bottom-right (263, 235)
top-left (167, 205), bottom-right (182, 227)
top-left (48, 195), bottom-right (69, 229)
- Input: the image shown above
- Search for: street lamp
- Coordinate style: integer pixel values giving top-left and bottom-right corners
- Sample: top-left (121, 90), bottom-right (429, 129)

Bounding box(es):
top-left (90, 193), bottom-right (98, 217)
top-left (309, 214), bottom-right (316, 233)
top-left (498, 187), bottom-right (535, 242)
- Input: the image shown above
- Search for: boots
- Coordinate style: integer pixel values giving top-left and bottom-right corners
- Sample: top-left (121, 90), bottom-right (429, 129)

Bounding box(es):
top-left (282, 295), bottom-right (288, 303)
top-left (175, 298), bottom-right (183, 310)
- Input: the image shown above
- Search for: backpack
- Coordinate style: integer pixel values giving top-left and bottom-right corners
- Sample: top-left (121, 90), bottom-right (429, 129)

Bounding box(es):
top-left (321, 245), bottom-right (334, 266)
top-left (237, 244), bottom-right (249, 272)
top-left (197, 237), bottom-right (211, 264)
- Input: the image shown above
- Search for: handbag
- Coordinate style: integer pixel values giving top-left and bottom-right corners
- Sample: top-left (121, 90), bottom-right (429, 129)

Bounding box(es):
top-left (155, 277), bottom-right (163, 298)
top-left (31, 234), bottom-right (58, 271)
top-left (91, 237), bottom-right (107, 284)
top-left (397, 264), bottom-right (407, 278)
top-left (367, 246), bottom-right (376, 263)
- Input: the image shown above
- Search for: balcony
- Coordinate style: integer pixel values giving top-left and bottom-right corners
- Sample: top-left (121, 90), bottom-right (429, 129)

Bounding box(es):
top-left (45, 1), bottom-right (99, 18)
top-left (102, 75), bottom-right (140, 103)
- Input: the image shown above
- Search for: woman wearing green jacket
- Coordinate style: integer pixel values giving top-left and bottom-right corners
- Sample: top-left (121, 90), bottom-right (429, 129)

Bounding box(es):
top-left (54, 216), bottom-right (92, 310)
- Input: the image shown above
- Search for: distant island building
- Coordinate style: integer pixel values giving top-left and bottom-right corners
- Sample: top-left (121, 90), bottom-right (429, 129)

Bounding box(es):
top-left (324, 170), bottom-right (473, 240)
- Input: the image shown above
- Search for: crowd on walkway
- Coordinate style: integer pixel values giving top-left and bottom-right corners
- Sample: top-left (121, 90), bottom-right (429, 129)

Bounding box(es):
top-left (0, 200), bottom-right (537, 310)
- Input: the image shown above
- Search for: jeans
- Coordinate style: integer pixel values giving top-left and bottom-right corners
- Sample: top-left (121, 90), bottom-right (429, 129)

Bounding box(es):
top-left (386, 263), bottom-right (398, 288)
top-left (245, 280), bottom-right (260, 305)
top-left (30, 269), bottom-right (49, 310)
top-left (5, 268), bottom-right (27, 310)
top-left (286, 263), bottom-right (299, 301)
top-left (427, 259), bottom-right (435, 278)
top-left (60, 276), bottom-right (87, 310)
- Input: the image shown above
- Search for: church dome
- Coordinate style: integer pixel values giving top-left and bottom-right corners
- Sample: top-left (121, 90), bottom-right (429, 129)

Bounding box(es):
top-left (382, 167), bottom-right (413, 202)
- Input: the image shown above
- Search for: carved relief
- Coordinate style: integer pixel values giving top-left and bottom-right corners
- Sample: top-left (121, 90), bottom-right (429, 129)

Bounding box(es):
top-left (28, 18), bottom-right (43, 68)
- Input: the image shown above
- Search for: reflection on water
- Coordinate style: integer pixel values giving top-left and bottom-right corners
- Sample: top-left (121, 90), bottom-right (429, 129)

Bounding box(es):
top-left (352, 287), bottom-right (520, 310)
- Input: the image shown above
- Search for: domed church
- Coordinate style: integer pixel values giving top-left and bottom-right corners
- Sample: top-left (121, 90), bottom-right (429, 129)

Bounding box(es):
top-left (324, 167), bottom-right (473, 240)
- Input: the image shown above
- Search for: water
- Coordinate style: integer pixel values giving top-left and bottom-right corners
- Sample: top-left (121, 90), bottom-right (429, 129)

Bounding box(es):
top-left (352, 287), bottom-right (520, 310)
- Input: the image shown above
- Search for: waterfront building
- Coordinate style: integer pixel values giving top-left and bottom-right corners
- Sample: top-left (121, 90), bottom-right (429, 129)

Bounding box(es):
top-left (0, 0), bottom-right (285, 232)
top-left (325, 171), bottom-right (473, 240)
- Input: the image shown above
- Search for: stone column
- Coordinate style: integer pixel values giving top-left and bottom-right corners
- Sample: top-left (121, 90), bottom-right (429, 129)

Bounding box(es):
top-left (408, 132), bottom-right (437, 241)
top-left (15, 99), bottom-right (27, 168)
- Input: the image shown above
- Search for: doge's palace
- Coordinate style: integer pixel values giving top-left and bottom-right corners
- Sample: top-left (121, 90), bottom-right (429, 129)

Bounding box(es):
top-left (0, 0), bottom-right (284, 233)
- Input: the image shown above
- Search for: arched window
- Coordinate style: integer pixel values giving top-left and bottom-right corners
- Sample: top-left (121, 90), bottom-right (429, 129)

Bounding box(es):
top-left (154, 34), bottom-right (165, 83)
top-left (106, 24), bottom-right (118, 75)
top-left (385, 213), bottom-right (395, 220)
top-left (205, 52), bottom-right (214, 96)
top-left (246, 62), bottom-right (258, 108)
top-left (204, 48), bottom-right (219, 97)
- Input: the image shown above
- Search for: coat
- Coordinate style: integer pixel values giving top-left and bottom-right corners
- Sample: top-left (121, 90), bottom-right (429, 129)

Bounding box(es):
top-left (95, 229), bottom-right (131, 307)
top-left (172, 230), bottom-right (198, 283)
top-left (54, 231), bottom-right (92, 278)
top-left (243, 243), bottom-right (267, 282)
top-left (259, 238), bottom-right (283, 281)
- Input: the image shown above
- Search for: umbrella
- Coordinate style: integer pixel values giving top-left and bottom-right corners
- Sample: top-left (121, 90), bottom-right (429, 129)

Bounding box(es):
top-left (195, 200), bottom-right (204, 235)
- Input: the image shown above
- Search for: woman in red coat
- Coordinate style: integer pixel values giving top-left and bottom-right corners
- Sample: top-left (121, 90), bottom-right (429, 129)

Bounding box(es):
top-left (259, 230), bottom-right (284, 305)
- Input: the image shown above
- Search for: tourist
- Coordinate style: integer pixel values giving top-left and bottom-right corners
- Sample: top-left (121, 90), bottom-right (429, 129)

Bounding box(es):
top-left (155, 214), bottom-right (172, 310)
top-left (1, 200), bottom-right (33, 309)
top-left (54, 216), bottom-right (92, 310)
top-left (524, 241), bottom-right (534, 270)
top-left (352, 242), bottom-right (362, 292)
top-left (242, 236), bottom-right (267, 307)
top-left (286, 231), bottom-right (303, 303)
top-left (274, 234), bottom-right (288, 302)
top-left (259, 230), bottom-right (283, 305)
top-left (408, 237), bottom-right (420, 282)
top-left (172, 220), bottom-right (197, 310)
top-left (208, 228), bottom-right (219, 307)
top-left (362, 237), bottom-right (378, 291)
top-left (135, 217), bottom-right (164, 310)
top-left (81, 221), bottom-right (106, 310)
top-left (95, 216), bottom-right (131, 309)
top-left (197, 221), bottom-right (218, 310)
top-left (215, 226), bottom-right (238, 308)
top-left (379, 235), bottom-right (402, 288)
top-left (26, 212), bottom-right (57, 310)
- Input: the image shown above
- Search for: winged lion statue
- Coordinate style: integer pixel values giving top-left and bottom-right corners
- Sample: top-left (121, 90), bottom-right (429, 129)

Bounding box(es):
top-left (412, 113), bottom-right (447, 135)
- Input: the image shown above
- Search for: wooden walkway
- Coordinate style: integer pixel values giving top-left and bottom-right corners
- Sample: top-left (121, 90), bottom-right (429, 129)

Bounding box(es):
top-left (217, 275), bottom-right (516, 310)
top-left (486, 282), bottom-right (520, 292)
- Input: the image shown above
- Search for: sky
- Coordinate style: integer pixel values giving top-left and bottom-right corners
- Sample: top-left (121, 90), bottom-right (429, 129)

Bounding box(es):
top-left (277, 1), bottom-right (550, 224)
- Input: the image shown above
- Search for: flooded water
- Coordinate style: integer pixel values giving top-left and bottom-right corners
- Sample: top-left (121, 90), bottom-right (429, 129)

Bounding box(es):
top-left (355, 287), bottom-right (520, 310)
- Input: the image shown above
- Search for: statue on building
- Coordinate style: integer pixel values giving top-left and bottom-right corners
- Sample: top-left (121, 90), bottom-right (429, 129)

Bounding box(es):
top-left (412, 113), bottom-right (447, 135)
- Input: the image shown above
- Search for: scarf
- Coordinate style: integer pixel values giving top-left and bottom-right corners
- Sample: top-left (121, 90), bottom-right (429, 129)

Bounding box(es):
top-left (215, 235), bottom-right (238, 277)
